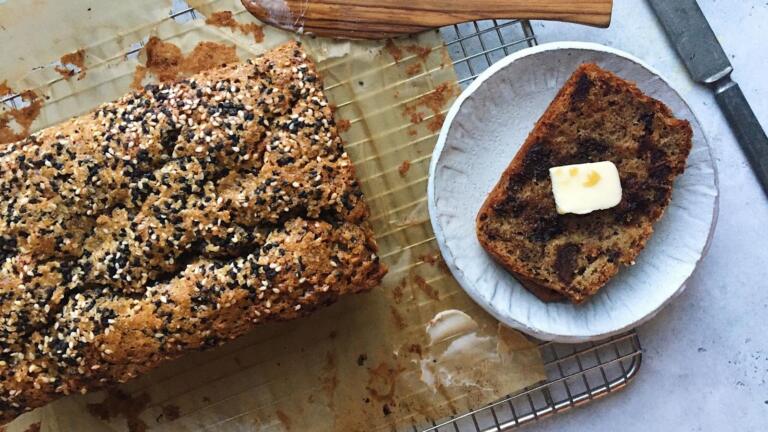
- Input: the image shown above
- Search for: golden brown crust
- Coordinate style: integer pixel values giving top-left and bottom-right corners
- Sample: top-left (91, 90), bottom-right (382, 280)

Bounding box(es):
top-left (476, 63), bottom-right (692, 303)
top-left (0, 41), bottom-right (385, 423)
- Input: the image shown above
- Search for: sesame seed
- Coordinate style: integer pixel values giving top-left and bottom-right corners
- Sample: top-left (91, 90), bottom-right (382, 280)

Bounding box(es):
top-left (0, 44), bottom-right (384, 412)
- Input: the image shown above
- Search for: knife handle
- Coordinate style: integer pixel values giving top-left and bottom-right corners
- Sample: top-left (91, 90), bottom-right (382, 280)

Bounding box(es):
top-left (713, 78), bottom-right (768, 198)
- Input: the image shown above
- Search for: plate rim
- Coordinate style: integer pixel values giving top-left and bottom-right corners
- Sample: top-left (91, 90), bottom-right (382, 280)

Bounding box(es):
top-left (427, 41), bottom-right (720, 342)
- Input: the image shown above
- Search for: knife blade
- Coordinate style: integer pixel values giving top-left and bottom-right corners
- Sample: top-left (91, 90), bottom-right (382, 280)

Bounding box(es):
top-left (649, 0), bottom-right (768, 198)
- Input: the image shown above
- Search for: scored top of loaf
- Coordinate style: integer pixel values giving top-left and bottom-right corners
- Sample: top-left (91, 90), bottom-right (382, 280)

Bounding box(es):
top-left (0, 41), bottom-right (385, 423)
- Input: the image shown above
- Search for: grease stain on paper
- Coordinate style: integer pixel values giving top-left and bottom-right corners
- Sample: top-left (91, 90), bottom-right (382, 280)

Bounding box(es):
top-left (419, 310), bottom-right (498, 394)
top-left (390, 199), bottom-right (429, 227)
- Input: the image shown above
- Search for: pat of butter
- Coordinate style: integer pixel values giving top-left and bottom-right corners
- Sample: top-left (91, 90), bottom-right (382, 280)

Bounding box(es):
top-left (549, 161), bottom-right (622, 215)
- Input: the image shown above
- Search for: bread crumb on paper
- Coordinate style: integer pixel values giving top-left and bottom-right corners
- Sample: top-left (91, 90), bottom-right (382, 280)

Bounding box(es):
top-left (0, 88), bottom-right (43, 145)
top-left (337, 118), bottom-right (351, 132)
top-left (405, 63), bottom-right (422, 76)
top-left (54, 49), bottom-right (87, 80)
top-left (130, 37), bottom-right (239, 88)
top-left (205, 10), bottom-right (264, 43)
top-left (398, 160), bottom-right (411, 176)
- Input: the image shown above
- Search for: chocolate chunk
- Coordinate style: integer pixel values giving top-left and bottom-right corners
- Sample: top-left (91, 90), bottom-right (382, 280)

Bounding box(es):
top-left (554, 243), bottom-right (580, 284)
top-left (575, 137), bottom-right (609, 162)
top-left (570, 72), bottom-right (593, 104)
top-left (520, 142), bottom-right (552, 181)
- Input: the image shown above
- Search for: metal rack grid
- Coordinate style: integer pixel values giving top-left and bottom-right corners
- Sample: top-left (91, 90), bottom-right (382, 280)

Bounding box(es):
top-left (0, 8), bottom-right (643, 431)
top-left (413, 331), bottom-right (642, 432)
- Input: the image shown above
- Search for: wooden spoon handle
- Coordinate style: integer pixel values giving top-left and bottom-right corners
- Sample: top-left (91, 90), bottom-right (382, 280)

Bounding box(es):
top-left (242, 0), bottom-right (612, 39)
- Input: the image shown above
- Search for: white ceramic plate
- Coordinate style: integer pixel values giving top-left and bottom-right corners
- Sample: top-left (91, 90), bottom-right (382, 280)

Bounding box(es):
top-left (428, 42), bottom-right (719, 342)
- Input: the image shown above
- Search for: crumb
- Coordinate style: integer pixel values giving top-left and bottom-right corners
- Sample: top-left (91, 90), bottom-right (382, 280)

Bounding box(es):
top-left (0, 80), bottom-right (11, 96)
top-left (205, 11), bottom-right (264, 43)
top-left (0, 89), bottom-right (43, 145)
top-left (357, 353), bottom-right (368, 366)
top-left (427, 113), bottom-right (446, 132)
top-left (409, 112), bottom-right (424, 124)
top-left (336, 119), bottom-right (351, 133)
top-left (405, 63), bottom-right (422, 77)
top-left (384, 39), bottom-right (403, 63)
top-left (408, 343), bottom-right (422, 356)
top-left (406, 128), bottom-right (417, 137)
top-left (23, 422), bottom-right (41, 432)
top-left (54, 49), bottom-right (87, 80)
top-left (413, 275), bottom-right (439, 300)
top-left (130, 65), bottom-right (148, 90)
top-left (382, 404), bottom-right (392, 416)
top-left (398, 160), bottom-right (411, 176)
top-left (140, 37), bottom-right (238, 83)
top-left (402, 82), bottom-right (456, 126)
top-left (405, 45), bottom-right (432, 61)
top-left (419, 252), bottom-right (441, 266)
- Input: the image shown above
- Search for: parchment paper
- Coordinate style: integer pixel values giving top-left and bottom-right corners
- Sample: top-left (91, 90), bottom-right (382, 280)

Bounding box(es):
top-left (0, 1), bottom-right (545, 430)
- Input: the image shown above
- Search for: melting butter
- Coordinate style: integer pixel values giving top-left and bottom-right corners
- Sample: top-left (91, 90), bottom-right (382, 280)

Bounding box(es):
top-left (549, 161), bottom-right (622, 215)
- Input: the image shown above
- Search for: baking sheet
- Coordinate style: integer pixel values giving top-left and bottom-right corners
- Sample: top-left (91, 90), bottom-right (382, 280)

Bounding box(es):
top-left (0, 1), bottom-right (545, 430)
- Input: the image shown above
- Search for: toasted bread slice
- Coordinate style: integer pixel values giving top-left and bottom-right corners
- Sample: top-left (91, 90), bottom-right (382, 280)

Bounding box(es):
top-left (476, 63), bottom-right (692, 303)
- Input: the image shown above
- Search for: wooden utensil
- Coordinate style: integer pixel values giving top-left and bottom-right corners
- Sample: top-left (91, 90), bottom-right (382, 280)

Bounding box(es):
top-left (242, 0), bottom-right (613, 39)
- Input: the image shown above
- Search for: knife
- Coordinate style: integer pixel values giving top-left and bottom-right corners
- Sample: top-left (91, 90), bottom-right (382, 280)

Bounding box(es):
top-left (649, 0), bottom-right (768, 198)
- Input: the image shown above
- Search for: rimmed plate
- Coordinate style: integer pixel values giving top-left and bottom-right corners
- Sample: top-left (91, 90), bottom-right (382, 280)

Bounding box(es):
top-left (427, 42), bottom-right (718, 342)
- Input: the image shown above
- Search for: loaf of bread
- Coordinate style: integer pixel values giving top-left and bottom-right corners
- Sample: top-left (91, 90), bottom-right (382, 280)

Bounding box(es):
top-left (0, 41), bottom-right (386, 423)
top-left (476, 64), bottom-right (692, 303)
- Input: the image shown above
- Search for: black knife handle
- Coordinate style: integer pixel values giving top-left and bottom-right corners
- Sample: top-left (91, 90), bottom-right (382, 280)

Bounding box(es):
top-left (713, 77), bottom-right (768, 198)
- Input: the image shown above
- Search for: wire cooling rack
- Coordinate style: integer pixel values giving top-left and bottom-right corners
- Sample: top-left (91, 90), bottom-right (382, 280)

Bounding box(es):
top-left (0, 7), bottom-right (642, 431)
top-left (409, 19), bottom-right (644, 432)
top-left (409, 19), bottom-right (643, 432)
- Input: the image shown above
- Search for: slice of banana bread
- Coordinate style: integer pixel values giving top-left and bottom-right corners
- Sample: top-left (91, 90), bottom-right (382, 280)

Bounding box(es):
top-left (476, 63), bottom-right (692, 303)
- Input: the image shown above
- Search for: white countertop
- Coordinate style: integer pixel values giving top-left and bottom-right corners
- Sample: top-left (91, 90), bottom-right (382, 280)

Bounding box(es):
top-left (522, 1), bottom-right (768, 431)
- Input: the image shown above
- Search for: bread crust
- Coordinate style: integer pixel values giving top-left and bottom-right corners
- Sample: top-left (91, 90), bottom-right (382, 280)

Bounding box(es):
top-left (0, 41), bottom-right (386, 423)
top-left (476, 64), bottom-right (692, 303)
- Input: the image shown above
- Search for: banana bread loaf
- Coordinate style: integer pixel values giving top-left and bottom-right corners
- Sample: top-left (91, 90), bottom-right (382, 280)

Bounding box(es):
top-left (0, 41), bottom-right (386, 424)
top-left (476, 63), bottom-right (692, 303)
